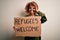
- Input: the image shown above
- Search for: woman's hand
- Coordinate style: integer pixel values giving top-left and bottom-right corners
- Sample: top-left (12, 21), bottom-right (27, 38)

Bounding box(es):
top-left (13, 26), bottom-right (15, 31)
top-left (13, 26), bottom-right (17, 30)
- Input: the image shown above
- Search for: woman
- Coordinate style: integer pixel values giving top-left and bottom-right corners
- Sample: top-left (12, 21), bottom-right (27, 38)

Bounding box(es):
top-left (24, 1), bottom-right (47, 40)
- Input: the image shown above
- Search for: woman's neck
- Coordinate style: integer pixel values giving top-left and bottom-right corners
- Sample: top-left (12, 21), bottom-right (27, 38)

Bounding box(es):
top-left (31, 14), bottom-right (34, 16)
top-left (30, 13), bottom-right (35, 16)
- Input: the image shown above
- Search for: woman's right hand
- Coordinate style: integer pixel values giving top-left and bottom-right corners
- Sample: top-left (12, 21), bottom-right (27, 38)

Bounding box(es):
top-left (13, 26), bottom-right (18, 31)
top-left (13, 26), bottom-right (15, 31)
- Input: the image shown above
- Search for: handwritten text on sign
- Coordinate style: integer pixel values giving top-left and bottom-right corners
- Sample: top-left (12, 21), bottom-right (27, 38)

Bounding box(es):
top-left (14, 16), bottom-right (41, 37)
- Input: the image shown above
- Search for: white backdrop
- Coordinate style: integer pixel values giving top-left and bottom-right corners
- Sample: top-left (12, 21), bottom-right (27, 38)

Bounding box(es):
top-left (0, 0), bottom-right (60, 40)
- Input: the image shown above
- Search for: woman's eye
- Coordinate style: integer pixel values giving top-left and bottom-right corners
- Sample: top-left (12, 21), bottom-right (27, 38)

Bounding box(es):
top-left (29, 8), bottom-right (31, 10)
top-left (33, 7), bottom-right (35, 9)
top-left (33, 8), bottom-right (35, 10)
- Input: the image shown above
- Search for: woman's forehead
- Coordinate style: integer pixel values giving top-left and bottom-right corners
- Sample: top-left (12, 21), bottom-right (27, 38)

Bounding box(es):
top-left (29, 5), bottom-right (36, 8)
top-left (29, 5), bottom-right (35, 7)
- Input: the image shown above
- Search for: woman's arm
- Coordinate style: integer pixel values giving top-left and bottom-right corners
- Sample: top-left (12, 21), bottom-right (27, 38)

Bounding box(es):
top-left (37, 11), bottom-right (47, 24)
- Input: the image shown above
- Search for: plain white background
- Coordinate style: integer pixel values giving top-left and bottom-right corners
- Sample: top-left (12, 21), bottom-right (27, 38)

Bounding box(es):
top-left (0, 0), bottom-right (60, 40)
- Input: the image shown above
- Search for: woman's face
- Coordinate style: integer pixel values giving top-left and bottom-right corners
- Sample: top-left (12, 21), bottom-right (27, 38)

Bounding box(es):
top-left (29, 5), bottom-right (36, 15)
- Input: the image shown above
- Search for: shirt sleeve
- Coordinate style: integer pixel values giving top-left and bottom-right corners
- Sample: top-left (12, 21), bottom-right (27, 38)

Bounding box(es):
top-left (37, 11), bottom-right (47, 24)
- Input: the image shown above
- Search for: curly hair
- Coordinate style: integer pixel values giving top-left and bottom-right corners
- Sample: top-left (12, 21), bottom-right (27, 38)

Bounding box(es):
top-left (25, 1), bottom-right (38, 13)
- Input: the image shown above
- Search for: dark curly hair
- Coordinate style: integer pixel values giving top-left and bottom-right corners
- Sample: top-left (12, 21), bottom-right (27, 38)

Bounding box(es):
top-left (25, 1), bottom-right (38, 13)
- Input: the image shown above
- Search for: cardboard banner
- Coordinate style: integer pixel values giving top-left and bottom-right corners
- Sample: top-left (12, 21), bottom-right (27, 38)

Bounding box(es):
top-left (14, 16), bottom-right (41, 37)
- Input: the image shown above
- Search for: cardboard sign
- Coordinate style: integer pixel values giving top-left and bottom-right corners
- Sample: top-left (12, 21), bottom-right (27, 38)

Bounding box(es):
top-left (14, 16), bottom-right (41, 37)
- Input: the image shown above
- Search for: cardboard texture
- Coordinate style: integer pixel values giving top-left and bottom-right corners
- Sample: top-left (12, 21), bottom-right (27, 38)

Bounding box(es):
top-left (14, 16), bottom-right (41, 37)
